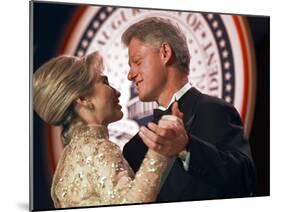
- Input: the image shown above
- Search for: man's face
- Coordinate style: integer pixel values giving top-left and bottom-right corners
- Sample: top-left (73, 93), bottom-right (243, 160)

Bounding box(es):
top-left (127, 38), bottom-right (167, 102)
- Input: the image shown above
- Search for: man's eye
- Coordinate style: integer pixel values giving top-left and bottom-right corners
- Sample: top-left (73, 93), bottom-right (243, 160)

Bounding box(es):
top-left (135, 60), bottom-right (141, 65)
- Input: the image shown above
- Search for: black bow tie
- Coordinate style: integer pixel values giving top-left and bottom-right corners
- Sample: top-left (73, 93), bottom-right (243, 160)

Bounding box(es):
top-left (153, 104), bottom-right (173, 121)
top-left (153, 108), bottom-right (170, 120)
top-left (153, 101), bottom-right (194, 131)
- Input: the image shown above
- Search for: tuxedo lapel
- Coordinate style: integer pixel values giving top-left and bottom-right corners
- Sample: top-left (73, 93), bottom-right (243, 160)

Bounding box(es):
top-left (178, 87), bottom-right (201, 129)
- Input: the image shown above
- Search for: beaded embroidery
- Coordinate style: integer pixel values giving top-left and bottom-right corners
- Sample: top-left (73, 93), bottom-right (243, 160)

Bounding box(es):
top-left (51, 124), bottom-right (169, 208)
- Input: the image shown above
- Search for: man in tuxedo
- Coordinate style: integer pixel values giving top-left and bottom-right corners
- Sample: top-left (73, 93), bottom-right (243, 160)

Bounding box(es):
top-left (121, 17), bottom-right (256, 202)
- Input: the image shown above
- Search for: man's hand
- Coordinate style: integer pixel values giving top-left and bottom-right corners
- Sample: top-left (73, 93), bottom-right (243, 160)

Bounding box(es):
top-left (139, 102), bottom-right (189, 157)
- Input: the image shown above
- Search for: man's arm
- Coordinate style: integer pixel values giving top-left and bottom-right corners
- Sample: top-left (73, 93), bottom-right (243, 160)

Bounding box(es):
top-left (140, 101), bottom-right (256, 197)
top-left (186, 101), bottom-right (256, 197)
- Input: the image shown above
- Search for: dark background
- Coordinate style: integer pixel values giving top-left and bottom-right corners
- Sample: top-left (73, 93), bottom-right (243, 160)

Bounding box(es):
top-left (32, 2), bottom-right (270, 211)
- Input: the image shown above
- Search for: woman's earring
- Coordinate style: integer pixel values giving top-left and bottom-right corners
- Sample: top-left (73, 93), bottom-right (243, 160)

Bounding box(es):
top-left (86, 99), bottom-right (95, 111)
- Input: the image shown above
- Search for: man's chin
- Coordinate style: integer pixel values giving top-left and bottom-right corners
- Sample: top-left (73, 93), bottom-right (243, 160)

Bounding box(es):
top-left (139, 94), bottom-right (155, 102)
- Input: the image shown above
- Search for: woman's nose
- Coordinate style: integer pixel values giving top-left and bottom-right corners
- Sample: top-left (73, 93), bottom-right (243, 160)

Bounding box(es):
top-left (114, 88), bottom-right (121, 98)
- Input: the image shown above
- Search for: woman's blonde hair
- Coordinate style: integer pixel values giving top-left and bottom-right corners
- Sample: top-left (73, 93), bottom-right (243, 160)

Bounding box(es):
top-left (33, 51), bottom-right (103, 145)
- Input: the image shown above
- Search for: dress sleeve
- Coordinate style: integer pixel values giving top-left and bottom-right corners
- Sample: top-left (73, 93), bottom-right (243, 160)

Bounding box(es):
top-left (52, 136), bottom-right (169, 207)
top-left (92, 139), bottom-right (170, 204)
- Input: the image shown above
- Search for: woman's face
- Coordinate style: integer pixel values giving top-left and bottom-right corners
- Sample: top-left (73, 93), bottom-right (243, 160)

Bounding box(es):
top-left (88, 75), bottom-right (123, 125)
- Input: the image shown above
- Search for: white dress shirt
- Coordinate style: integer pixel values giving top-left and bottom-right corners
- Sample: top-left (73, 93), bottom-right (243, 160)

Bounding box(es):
top-left (158, 82), bottom-right (192, 110)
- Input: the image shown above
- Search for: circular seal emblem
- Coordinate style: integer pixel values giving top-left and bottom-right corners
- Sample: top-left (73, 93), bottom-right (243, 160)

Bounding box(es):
top-left (47, 6), bottom-right (256, 171)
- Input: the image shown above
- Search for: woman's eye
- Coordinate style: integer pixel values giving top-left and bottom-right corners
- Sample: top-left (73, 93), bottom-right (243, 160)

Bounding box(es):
top-left (103, 79), bottom-right (110, 86)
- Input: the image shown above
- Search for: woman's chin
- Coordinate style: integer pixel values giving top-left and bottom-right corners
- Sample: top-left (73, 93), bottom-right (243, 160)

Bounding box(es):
top-left (111, 110), bottom-right (123, 123)
top-left (117, 111), bottom-right (124, 120)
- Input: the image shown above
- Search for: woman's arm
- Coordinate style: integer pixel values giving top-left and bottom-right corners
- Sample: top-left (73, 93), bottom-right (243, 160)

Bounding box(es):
top-left (52, 137), bottom-right (169, 207)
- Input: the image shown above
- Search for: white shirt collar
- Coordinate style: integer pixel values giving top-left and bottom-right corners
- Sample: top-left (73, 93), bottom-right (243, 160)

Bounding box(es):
top-left (158, 82), bottom-right (192, 111)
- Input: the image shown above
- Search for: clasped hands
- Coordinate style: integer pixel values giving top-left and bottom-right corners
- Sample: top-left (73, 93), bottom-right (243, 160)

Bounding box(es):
top-left (139, 102), bottom-right (189, 157)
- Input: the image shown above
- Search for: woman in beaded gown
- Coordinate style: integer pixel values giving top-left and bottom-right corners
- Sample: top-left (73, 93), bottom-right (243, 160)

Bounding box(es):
top-left (33, 52), bottom-right (171, 208)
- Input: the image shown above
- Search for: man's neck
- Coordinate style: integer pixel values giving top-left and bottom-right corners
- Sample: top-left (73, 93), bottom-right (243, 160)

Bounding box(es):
top-left (157, 73), bottom-right (188, 108)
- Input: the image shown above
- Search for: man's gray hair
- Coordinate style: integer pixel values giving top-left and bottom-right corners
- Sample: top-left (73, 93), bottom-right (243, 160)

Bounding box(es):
top-left (122, 17), bottom-right (190, 73)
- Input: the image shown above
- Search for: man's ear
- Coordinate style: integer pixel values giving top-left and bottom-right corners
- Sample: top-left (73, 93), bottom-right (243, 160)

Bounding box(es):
top-left (160, 42), bottom-right (173, 65)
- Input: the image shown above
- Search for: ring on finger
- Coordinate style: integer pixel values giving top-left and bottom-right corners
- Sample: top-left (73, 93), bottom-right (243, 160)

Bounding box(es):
top-left (157, 144), bottom-right (162, 150)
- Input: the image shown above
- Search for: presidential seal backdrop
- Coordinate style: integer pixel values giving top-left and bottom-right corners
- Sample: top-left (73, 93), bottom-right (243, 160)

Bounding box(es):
top-left (46, 6), bottom-right (256, 174)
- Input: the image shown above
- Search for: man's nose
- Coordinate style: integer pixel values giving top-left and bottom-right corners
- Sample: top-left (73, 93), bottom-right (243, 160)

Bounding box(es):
top-left (127, 68), bottom-right (137, 81)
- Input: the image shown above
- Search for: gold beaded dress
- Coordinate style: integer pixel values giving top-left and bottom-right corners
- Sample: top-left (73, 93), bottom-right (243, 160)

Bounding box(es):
top-left (51, 124), bottom-right (169, 208)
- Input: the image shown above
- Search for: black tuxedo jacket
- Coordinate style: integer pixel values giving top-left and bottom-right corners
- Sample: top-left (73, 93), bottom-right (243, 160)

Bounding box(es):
top-left (123, 87), bottom-right (256, 202)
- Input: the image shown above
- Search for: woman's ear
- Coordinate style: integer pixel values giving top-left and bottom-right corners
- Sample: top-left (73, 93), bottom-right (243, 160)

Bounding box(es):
top-left (74, 96), bottom-right (87, 107)
top-left (74, 97), bottom-right (95, 111)
top-left (160, 42), bottom-right (173, 65)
